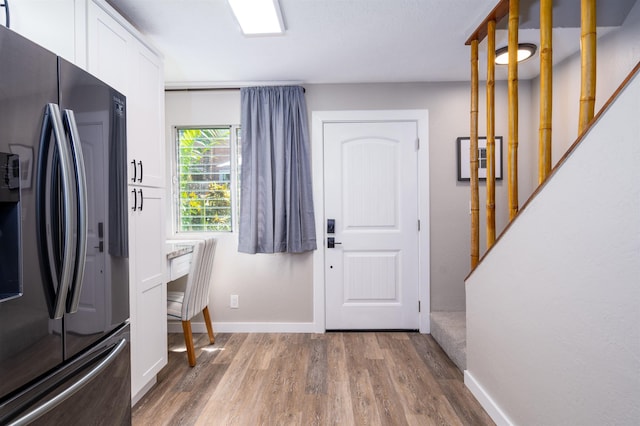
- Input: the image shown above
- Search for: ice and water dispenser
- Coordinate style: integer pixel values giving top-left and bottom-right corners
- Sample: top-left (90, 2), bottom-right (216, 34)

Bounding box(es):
top-left (0, 151), bottom-right (21, 301)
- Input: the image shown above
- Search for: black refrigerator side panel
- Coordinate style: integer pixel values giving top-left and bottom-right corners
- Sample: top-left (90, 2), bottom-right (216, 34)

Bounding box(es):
top-left (0, 25), bottom-right (64, 402)
top-left (57, 58), bottom-right (129, 360)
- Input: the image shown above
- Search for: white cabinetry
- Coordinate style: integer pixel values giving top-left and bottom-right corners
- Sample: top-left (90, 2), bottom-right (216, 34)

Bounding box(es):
top-left (87, 4), bottom-right (165, 188)
top-left (128, 187), bottom-right (166, 397)
top-left (128, 41), bottom-right (165, 188)
top-left (85, 0), bottom-right (167, 403)
top-left (86, 2), bottom-right (131, 94)
top-left (5, 0), bottom-right (86, 67)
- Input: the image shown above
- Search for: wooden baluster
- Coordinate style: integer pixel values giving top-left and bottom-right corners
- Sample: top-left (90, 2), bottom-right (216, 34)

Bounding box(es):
top-left (539, 0), bottom-right (553, 184)
top-left (579, 0), bottom-right (597, 135)
top-left (487, 20), bottom-right (496, 247)
top-left (470, 39), bottom-right (480, 269)
top-left (508, 0), bottom-right (520, 220)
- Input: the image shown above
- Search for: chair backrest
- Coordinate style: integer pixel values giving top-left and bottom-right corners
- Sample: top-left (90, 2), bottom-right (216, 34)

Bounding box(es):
top-left (181, 237), bottom-right (217, 321)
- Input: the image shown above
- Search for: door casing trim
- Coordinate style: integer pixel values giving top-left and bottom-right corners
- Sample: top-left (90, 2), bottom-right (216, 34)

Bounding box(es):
top-left (311, 110), bottom-right (430, 333)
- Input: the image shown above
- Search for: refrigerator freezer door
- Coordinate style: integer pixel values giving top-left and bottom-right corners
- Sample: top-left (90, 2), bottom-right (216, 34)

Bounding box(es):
top-left (0, 323), bottom-right (131, 425)
top-left (0, 25), bottom-right (64, 402)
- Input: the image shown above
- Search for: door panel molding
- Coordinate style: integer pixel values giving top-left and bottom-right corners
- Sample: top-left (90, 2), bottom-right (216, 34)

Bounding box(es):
top-left (312, 110), bottom-right (430, 333)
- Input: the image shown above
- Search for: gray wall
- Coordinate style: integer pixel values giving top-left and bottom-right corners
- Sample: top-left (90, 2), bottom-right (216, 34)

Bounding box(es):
top-left (305, 82), bottom-right (534, 312)
top-left (165, 80), bottom-right (535, 324)
top-left (165, 90), bottom-right (314, 325)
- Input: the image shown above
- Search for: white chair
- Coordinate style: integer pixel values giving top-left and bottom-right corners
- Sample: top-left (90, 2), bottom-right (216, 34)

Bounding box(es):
top-left (167, 237), bottom-right (217, 367)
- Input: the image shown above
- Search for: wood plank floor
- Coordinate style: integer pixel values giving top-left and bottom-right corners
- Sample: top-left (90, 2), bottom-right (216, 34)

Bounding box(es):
top-left (132, 332), bottom-right (494, 426)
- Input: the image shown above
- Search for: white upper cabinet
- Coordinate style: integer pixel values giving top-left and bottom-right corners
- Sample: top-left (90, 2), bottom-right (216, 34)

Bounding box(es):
top-left (87, 2), bottom-right (132, 94)
top-left (4, 0), bottom-right (87, 67)
top-left (128, 41), bottom-right (166, 188)
top-left (87, 1), bottom-right (165, 188)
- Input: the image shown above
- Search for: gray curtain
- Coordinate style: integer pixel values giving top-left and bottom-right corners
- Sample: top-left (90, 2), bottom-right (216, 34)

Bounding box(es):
top-left (238, 86), bottom-right (317, 254)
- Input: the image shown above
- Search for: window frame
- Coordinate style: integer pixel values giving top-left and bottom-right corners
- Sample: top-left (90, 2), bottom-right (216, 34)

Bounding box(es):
top-left (172, 125), bottom-right (241, 235)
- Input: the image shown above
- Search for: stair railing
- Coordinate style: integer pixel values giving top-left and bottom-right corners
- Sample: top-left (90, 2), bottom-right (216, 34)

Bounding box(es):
top-left (465, 0), bottom-right (598, 269)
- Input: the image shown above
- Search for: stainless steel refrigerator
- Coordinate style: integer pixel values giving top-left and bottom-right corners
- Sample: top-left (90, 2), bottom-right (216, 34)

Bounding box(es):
top-left (0, 25), bottom-right (131, 425)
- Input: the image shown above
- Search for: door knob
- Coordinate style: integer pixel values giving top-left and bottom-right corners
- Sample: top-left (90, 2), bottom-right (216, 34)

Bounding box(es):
top-left (327, 237), bottom-right (342, 249)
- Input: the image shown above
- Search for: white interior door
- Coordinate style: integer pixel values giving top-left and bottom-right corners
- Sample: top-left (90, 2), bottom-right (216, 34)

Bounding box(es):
top-left (324, 121), bottom-right (419, 330)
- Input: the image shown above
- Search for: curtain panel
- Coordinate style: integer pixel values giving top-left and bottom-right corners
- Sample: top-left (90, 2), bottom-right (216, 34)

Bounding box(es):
top-left (238, 86), bottom-right (317, 254)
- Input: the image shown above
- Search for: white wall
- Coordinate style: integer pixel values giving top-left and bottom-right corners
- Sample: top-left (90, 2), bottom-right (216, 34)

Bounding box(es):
top-left (465, 61), bottom-right (640, 426)
top-left (165, 81), bottom-right (534, 327)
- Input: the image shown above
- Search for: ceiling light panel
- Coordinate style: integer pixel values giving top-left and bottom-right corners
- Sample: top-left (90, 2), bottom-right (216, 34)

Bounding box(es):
top-left (228, 0), bottom-right (285, 35)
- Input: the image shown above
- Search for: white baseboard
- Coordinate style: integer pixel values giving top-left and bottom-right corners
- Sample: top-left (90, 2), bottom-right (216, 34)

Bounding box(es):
top-left (464, 370), bottom-right (513, 426)
top-left (167, 321), bottom-right (319, 334)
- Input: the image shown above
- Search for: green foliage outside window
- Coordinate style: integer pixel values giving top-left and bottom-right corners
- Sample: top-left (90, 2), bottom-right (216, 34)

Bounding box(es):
top-left (177, 128), bottom-right (233, 232)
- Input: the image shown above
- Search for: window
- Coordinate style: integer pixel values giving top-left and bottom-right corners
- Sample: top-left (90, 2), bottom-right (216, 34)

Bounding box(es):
top-left (175, 126), bottom-right (241, 232)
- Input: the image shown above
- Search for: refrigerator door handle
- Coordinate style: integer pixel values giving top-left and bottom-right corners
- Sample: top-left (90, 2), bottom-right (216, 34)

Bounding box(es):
top-left (5, 339), bottom-right (127, 426)
top-left (36, 103), bottom-right (77, 320)
top-left (63, 109), bottom-right (88, 314)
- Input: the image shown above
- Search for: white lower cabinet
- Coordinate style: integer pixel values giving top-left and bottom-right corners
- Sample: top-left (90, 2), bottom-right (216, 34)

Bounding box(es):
top-left (129, 187), bottom-right (166, 400)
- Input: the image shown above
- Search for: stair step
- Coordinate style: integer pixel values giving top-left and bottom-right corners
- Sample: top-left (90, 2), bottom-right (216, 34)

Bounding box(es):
top-left (430, 311), bottom-right (466, 371)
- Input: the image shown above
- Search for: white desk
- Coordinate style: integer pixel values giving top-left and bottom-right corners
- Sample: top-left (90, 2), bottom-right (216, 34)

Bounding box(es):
top-left (166, 241), bottom-right (196, 281)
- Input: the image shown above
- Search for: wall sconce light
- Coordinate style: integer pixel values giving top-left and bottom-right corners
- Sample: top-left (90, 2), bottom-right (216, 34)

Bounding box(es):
top-left (495, 43), bottom-right (537, 65)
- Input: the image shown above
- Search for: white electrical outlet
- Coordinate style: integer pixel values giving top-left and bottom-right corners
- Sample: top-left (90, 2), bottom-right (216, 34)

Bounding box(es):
top-left (230, 294), bottom-right (239, 309)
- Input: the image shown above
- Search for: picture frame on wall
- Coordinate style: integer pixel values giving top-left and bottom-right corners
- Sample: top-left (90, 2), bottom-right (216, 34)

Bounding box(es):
top-left (456, 136), bottom-right (503, 181)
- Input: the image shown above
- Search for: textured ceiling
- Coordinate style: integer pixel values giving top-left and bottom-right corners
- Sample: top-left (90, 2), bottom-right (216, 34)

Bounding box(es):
top-left (106, 0), bottom-right (637, 88)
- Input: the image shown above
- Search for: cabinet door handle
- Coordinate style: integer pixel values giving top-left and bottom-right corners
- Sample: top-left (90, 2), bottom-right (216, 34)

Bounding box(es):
top-left (130, 159), bottom-right (137, 182)
top-left (137, 160), bottom-right (143, 183)
top-left (138, 189), bottom-right (143, 211)
top-left (131, 189), bottom-right (137, 211)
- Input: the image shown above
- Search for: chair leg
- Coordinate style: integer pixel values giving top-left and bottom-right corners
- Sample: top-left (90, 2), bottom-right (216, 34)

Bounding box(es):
top-left (181, 320), bottom-right (197, 367)
top-left (202, 306), bottom-right (215, 344)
